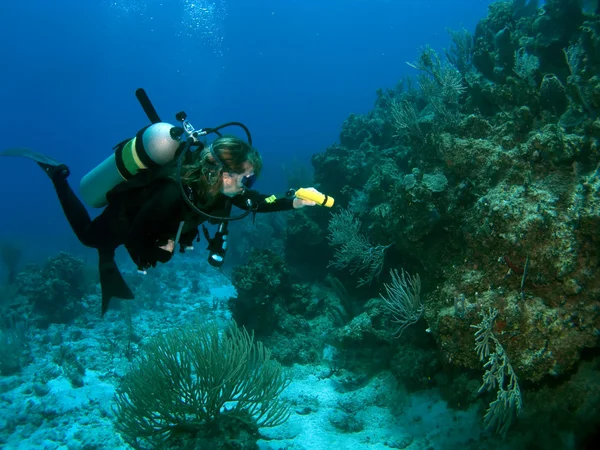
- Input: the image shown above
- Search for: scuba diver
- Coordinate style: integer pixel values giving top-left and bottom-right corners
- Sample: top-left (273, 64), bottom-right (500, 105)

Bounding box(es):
top-left (1, 89), bottom-right (332, 316)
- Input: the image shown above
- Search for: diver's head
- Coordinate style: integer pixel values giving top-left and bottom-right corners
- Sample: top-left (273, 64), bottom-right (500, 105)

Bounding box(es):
top-left (181, 135), bottom-right (262, 202)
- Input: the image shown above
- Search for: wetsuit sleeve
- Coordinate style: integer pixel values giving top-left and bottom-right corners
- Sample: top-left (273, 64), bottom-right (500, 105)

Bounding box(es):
top-left (125, 180), bottom-right (183, 267)
top-left (231, 189), bottom-right (295, 213)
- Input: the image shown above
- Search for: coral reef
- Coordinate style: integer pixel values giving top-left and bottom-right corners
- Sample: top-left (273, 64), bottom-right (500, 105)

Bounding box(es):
top-left (275, 0), bottom-right (600, 442)
top-left (6, 252), bottom-right (90, 327)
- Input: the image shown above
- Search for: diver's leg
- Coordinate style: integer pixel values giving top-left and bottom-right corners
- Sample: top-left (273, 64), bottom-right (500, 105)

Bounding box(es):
top-left (38, 163), bottom-right (95, 247)
top-left (38, 163), bottom-right (134, 315)
top-left (38, 162), bottom-right (70, 180)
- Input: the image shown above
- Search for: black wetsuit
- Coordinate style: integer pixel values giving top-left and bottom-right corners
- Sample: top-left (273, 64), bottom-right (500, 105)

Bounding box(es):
top-left (49, 173), bottom-right (294, 315)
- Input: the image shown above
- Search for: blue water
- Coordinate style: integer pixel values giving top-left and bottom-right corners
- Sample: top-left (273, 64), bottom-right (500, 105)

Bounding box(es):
top-left (0, 0), bottom-right (493, 264)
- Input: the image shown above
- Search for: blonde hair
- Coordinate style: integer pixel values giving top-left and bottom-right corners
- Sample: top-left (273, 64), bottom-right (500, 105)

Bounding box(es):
top-left (179, 135), bottom-right (262, 206)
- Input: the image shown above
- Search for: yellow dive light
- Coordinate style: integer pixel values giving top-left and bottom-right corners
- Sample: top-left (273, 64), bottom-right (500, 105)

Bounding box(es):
top-left (294, 188), bottom-right (334, 207)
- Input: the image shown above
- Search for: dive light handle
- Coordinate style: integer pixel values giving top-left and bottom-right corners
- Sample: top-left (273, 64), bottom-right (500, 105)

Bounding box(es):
top-left (294, 188), bottom-right (335, 207)
top-left (208, 221), bottom-right (229, 267)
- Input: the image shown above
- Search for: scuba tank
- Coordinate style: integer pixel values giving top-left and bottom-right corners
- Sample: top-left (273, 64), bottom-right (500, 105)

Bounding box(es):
top-left (79, 122), bottom-right (181, 208)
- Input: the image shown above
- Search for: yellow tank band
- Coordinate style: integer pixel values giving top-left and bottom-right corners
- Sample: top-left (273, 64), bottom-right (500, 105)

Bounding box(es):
top-left (120, 137), bottom-right (145, 178)
top-left (131, 140), bottom-right (146, 169)
top-left (265, 195), bottom-right (277, 203)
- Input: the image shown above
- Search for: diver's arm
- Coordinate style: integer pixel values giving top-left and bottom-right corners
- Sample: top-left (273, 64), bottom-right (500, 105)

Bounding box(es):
top-left (125, 180), bottom-right (182, 267)
top-left (231, 189), bottom-right (295, 213)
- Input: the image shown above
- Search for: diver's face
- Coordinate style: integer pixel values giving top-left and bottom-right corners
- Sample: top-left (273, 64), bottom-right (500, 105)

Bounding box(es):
top-left (221, 162), bottom-right (254, 197)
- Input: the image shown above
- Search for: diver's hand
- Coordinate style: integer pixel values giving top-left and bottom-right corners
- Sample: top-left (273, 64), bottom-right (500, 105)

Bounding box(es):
top-left (159, 239), bottom-right (175, 253)
top-left (293, 187), bottom-right (318, 209)
top-left (132, 240), bottom-right (175, 271)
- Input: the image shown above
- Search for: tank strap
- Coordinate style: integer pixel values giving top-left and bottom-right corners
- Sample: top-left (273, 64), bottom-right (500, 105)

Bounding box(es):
top-left (134, 126), bottom-right (161, 170)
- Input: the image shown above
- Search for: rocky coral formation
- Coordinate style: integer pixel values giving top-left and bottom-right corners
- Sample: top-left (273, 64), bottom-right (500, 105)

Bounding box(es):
top-left (275, 0), bottom-right (600, 441)
top-left (7, 252), bottom-right (90, 327)
top-left (301, 0), bottom-right (600, 383)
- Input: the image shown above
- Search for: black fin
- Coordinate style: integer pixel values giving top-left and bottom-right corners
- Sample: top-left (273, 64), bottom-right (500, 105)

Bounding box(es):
top-left (0, 147), bottom-right (70, 180)
top-left (99, 251), bottom-right (134, 316)
top-left (0, 147), bottom-right (63, 166)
